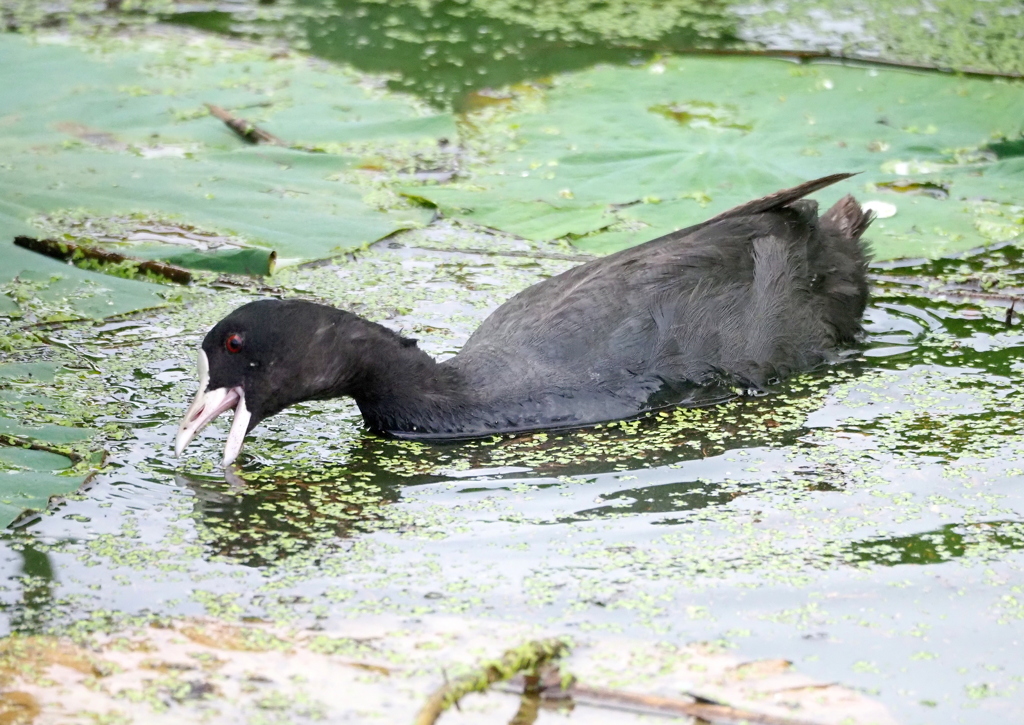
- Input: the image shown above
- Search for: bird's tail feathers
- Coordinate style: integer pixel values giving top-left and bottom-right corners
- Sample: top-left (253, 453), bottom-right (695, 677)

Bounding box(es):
top-left (821, 194), bottom-right (874, 242)
top-left (706, 173), bottom-right (856, 226)
top-left (813, 194), bottom-right (873, 342)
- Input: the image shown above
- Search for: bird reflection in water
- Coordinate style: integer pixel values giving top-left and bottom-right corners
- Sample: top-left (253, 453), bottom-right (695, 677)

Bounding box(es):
top-left (175, 469), bottom-right (400, 568)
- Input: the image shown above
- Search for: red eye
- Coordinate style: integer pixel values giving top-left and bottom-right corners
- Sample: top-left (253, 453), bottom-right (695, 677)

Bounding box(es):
top-left (225, 333), bottom-right (244, 354)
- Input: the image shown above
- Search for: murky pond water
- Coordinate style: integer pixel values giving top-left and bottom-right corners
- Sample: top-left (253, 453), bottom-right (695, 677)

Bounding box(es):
top-left (4, 222), bottom-right (1024, 722)
top-left (170, 0), bottom-right (734, 109)
top-left (2, 1), bottom-right (1024, 723)
top-left (167, 0), bottom-right (1024, 110)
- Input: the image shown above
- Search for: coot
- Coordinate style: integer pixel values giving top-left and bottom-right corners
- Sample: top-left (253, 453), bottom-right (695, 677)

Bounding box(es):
top-left (176, 173), bottom-right (871, 466)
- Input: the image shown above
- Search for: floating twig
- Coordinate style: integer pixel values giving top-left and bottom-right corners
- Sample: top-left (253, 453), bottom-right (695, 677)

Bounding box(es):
top-left (206, 103), bottom-right (287, 146)
top-left (566, 682), bottom-right (820, 725)
top-left (413, 638), bottom-right (569, 725)
top-left (495, 667), bottom-right (821, 725)
top-left (870, 273), bottom-right (1024, 306)
top-left (677, 48), bottom-right (1023, 81)
top-left (14, 236), bottom-right (193, 285)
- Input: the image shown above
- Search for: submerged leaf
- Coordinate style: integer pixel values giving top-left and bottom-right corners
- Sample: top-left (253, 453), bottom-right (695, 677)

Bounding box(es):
top-left (0, 447), bottom-right (85, 527)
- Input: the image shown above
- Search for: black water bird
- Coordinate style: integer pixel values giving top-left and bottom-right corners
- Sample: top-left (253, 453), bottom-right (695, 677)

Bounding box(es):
top-left (176, 173), bottom-right (872, 466)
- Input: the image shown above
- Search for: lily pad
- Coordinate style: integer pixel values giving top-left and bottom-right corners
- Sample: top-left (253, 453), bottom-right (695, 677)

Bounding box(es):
top-left (0, 358), bottom-right (92, 525)
top-left (408, 57), bottom-right (1024, 260)
top-left (0, 362), bottom-right (64, 383)
top-left (0, 446), bottom-right (85, 527)
top-left (1, 146), bottom-right (429, 264)
top-left (1, 244), bottom-right (170, 322)
top-left (0, 32), bottom-right (449, 264)
top-left (133, 246), bottom-right (277, 276)
top-left (0, 417), bottom-right (91, 447)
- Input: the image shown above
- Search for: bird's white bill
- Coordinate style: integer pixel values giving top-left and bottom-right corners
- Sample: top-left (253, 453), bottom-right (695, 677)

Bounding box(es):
top-left (222, 394), bottom-right (251, 467)
top-left (175, 350), bottom-right (249, 466)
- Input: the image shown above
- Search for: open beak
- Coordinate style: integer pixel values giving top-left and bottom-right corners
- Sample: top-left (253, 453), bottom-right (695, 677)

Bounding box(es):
top-left (175, 350), bottom-right (252, 467)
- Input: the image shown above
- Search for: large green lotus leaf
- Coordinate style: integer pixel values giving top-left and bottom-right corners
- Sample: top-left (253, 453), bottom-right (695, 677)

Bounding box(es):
top-left (0, 446), bottom-right (85, 527)
top-left (0, 33), bottom-right (445, 263)
top-left (859, 195), bottom-right (984, 260)
top-left (0, 354), bottom-right (90, 444)
top-left (132, 246), bottom-right (277, 276)
top-left (943, 157), bottom-right (1024, 199)
top-left (0, 390), bottom-right (61, 418)
top-left (0, 417), bottom-right (91, 446)
top-left (570, 198), bottom-right (705, 255)
top-left (0, 364), bottom-right (73, 433)
top-left (0, 362), bottom-right (64, 383)
top-left (401, 187), bottom-right (611, 241)
top-left (581, 188), bottom-right (1004, 260)
top-left (412, 57), bottom-right (1024, 260)
top-left (0, 361), bottom-right (92, 448)
top-left (1, 145), bottom-right (427, 263)
top-left (1, 242), bottom-right (169, 320)
top-left (0, 34), bottom-right (454, 149)
top-left (455, 202), bottom-right (611, 241)
top-left (1, 242), bottom-right (170, 321)
top-left (0, 350), bottom-right (91, 527)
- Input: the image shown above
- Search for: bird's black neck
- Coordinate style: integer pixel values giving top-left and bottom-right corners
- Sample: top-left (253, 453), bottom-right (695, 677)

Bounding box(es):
top-left (327, 315), bottom-right (471, 435)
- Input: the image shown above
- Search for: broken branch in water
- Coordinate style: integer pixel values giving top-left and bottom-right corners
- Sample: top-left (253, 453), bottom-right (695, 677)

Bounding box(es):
top-left (870, 273), bottom-right (1024, 310)
top-left (14, 236), bottom-right (193, 285)
top-left (413, 638), bottom-right (570, 725)
top-left (496, 667), bottom-right (821, 725)
top-left (567, 683), bottom-right (818, 725)
top-left (868, 272), bottom-right (1019, 323)
top-left (663, 47), bottom-right (1024, 81)
top-left (205, 103), bottom-right (287, 146)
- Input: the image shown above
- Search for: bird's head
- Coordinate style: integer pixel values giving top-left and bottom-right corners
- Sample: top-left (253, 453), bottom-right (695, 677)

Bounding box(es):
top-left (175, 299), bottom-right (359, 466)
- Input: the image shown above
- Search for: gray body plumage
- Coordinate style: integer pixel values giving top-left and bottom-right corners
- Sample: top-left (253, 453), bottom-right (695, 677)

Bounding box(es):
top-left (429, 190), bottom-right (870, 437)
top-left (192, 174), bottom-right (871, 444)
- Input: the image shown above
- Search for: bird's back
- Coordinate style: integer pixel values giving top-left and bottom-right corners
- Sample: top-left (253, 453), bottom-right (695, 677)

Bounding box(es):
top-left (435, 178), bottom-right (871, 437)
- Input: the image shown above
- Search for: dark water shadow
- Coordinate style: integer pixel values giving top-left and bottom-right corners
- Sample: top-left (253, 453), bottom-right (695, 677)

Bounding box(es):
top-left (1, 538), bottom-right (56, 634)
top-left (848, 520), bottom-right (1024, 567)
top-left (560, 477), bottom-right (744, 524)
top-left (169, 0), bottom-right (740, 109)
top-left (175, 470), bottom-right (400, 568)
